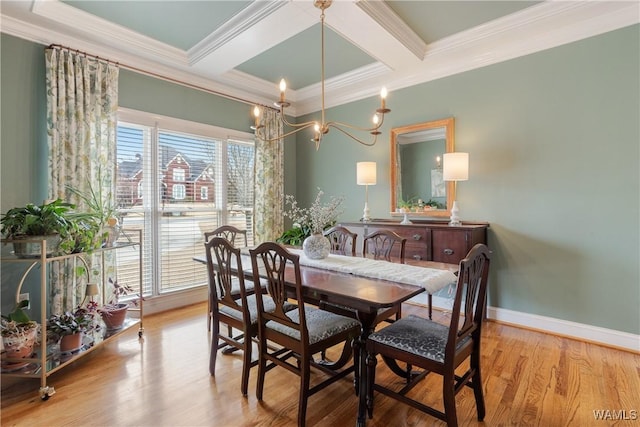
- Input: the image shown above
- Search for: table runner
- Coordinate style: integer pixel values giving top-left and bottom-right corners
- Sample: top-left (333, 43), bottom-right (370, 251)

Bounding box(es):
top-left (287, 248), bottom-right (457, 294)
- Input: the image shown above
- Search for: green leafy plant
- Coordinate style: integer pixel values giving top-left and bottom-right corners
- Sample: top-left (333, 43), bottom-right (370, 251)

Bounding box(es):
top-left (47, 304), bottom-right (100, 341)
top-left (397, 196), bottom-right (417, 210)
top-left (276, 225), bottom-right (311, 246)
top-left (424, 199), bottom-right (444, 209)
top-left (0, 199), bottom-right (75, 239)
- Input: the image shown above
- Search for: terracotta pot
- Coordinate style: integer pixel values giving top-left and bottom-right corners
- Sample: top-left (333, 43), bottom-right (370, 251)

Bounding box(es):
top-left (1, 326), bottom-right (38, 370)
top-left (59, 332), bottom-right (83, 353)
top-left (101, 304), bottom-right (128, 330)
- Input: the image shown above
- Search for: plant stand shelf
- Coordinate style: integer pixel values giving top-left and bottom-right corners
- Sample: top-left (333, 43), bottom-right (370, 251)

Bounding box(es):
top-left (1, 229), bottom-right (143, 400)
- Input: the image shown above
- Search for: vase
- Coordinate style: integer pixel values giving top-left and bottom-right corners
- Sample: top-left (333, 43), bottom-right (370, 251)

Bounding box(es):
top-left (302, 233), bottom-right (331, 260)
top-left (100, 303), bottom-right (128, 330)
top-left (60, 332), bottom-right (83, 353)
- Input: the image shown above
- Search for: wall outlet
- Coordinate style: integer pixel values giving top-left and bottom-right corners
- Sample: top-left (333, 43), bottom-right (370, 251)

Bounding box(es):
top-left (18, 293), bottom-right (30, 309)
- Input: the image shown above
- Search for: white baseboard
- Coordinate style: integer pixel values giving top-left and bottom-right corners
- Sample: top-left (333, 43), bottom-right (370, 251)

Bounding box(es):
top-left (408, 294), bottom-right (640, 353)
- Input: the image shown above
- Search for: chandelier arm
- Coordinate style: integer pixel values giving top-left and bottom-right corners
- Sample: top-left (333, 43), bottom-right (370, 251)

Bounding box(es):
top-left (325, 114), bottom-right (386, 133)
top-left (329, 124), bottom-right (378, 147)
top-left (256, 122), bottom-right (316, 142)
top-left (279, 113), bottom-right (318, 130)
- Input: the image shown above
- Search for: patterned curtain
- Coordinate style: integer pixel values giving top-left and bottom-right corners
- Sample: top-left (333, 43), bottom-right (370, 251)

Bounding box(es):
top-left (253, 108), bottom-right (284, 244)
top-left (45, 47), bottom-right (119, 313)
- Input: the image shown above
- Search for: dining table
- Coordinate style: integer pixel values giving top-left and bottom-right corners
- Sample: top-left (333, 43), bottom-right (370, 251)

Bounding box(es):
top-left (194, 246), bottom-right (458, 426)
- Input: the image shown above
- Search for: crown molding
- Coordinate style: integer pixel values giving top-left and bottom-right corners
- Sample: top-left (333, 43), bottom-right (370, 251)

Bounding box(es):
top-left (355, 0), bottom-right (427, 60)
top-left (31, 0), bottom-right (187, 66)
top-left (2, 1), bottom-right (638, 118)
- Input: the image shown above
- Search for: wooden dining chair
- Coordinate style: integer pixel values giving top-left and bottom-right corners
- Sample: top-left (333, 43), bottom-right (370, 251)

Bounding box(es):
top-left (362, 229), bottom-right (406, 263)
top-left (249, 242), bottom-right (361, 427)
top-left (204, 237), bottom-right (294, 396)
top-left (204, 224), bottom-right (248, 246)
top-left (203, 225), bottom-right (250, 331)
top-left (323, 225), bottom-right (357, 256)
top-left (362, 243), bottom-right (491, 427)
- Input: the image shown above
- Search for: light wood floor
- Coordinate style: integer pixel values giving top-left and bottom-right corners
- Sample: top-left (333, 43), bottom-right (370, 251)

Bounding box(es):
top-left (2, 302), bottom-right (639, 426)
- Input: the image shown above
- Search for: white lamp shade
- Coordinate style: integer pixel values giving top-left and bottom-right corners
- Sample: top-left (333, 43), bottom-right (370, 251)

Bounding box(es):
top-left (357, 162), bottom-right (377, 185)
top-left (443, 152), bottom-right (469, 181)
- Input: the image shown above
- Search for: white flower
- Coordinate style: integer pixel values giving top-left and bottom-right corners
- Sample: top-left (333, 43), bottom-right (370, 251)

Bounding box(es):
top-left (283, 189), bottom-right (345, 234)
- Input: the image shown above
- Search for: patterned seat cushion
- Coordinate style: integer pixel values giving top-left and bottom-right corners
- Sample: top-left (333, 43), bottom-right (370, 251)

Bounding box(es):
top-left (368, 314), bottom-right (469, 364)
top-left (227, 277), bottom-right (263, 297)
top-left (266, 307), bottom-right (360, 345)
top-left (219, 294), bottom-right (295, 325)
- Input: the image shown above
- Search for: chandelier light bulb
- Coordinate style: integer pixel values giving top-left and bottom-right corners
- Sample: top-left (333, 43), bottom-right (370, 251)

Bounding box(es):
top-left (380, 87), bottom-right (387, 99)
top-left (372, 114), bottom-right (379, 125)
top-left (253, 105), bottom-right (260, 118)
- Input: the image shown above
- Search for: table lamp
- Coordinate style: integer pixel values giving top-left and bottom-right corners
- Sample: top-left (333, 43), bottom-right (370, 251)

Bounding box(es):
top-left (357, 162), bottom-right (376, 222)
top-left (443, 152), bottom-right (469, 226)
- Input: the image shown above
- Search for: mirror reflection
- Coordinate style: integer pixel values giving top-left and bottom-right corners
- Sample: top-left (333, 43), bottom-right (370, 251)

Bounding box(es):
top-left (390, 118), bottom-right (455, 218)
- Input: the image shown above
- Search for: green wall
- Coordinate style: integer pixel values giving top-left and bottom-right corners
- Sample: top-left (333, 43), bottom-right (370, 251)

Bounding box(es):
top-left (2, 25), bottom-right (639, 335)
top-left (294, 25), bottom-right (640, 334)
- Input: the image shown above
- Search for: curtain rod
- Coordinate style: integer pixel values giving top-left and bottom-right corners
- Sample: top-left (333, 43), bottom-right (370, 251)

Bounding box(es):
top-left (47, 44), bottom-right (275, 111)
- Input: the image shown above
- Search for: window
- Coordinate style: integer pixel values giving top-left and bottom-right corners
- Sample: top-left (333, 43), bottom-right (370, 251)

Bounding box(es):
top-left (173, 168), bottom-right (185, 182)
top-left (172, 184), bottom-right (186, 200)
top-left (116, 108), bottom-right (255, 298)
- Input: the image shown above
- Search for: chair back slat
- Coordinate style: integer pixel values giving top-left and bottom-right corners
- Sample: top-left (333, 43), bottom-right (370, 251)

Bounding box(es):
top-left (363, 229), bottom-right (407, 263)
top-left (204, 225), bottom-right (248, 247)
top-left (205, 237), bottom-right (247, 317)
top-left (446, 244), bottom-right (491, 356)
top-left (250, 242), bottom-right (307, 339)
top-left (323, 226), bottom-right (357, 256)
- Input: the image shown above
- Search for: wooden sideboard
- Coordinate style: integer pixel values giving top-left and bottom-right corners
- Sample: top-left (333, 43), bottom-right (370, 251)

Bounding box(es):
top-left (338, 220), bottom-right (489, 265)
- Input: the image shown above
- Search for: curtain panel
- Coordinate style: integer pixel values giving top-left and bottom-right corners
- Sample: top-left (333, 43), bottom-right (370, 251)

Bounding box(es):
top-left (45, 47), bottom-right (119, 313)
top-left (253, 108), bottom-right (284, 244)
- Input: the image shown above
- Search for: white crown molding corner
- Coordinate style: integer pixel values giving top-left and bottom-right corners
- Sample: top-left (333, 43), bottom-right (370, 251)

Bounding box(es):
top-left (31, 0), bottom-right (187, 65)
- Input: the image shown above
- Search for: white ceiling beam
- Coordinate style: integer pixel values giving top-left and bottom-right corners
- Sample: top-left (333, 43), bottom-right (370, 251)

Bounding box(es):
top-left (324, 1), bottom-right (423, 71)
top-left (190, 1), bottom-right (319, 75)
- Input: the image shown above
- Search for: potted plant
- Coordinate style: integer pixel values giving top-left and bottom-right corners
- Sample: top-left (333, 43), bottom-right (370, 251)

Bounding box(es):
top-left (66, 169), bottom-right (120, 248)
top-left (47, 304), bottom-right (100, 353)
top-left (99, 278), bottom-right (136, 331)
top-left (1, 300), bottom-right (40, 369)
top-left (0, 199), bottom-right (75, 257)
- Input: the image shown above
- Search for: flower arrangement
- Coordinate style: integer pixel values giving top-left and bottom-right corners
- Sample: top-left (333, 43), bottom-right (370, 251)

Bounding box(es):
top-left (282, 189), bottom-right (345, 236)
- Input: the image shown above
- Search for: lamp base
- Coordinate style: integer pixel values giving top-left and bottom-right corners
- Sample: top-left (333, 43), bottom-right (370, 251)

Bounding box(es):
top-left (449, 200), bottom-right (462, 227)
top-left (362, 202), bottom-right (371, 222)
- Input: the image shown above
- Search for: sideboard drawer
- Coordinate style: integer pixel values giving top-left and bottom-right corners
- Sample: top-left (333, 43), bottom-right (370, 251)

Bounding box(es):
top-left (431, 230), bottom-right (469, 263)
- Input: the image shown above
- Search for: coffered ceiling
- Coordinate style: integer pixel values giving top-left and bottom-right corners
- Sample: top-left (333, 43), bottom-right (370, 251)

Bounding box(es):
top-left (1, 1), bottom-right (638, 116)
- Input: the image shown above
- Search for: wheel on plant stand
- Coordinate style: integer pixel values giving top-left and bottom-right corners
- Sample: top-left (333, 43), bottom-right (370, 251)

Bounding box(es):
top-left (39, 385), bottom-right (56, 400)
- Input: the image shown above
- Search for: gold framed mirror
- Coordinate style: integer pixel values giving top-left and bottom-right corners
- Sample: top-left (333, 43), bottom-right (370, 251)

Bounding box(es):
top-left (390, 117), bottom-right (455, 218)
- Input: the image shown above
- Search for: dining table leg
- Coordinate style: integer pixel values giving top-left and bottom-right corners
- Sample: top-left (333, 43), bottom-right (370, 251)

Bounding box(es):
top-left (355, 310), bottom-right (377, 427)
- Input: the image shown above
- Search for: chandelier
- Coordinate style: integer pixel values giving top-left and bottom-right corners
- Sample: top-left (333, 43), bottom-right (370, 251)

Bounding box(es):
top-left (252, 0), bottom-right (390, 150)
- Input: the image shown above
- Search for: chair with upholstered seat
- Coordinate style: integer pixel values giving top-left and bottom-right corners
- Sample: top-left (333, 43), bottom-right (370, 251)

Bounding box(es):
top-left (204, 225), bottom-right (251, 331)
top-left (362, 243), bottom-right (491, 427)
top-left (250, 242), bottom-right (361, 427)
top-left (205, 237), bottom-right (294, 396)
top-left (323, 225), bottom-right (357, 256)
